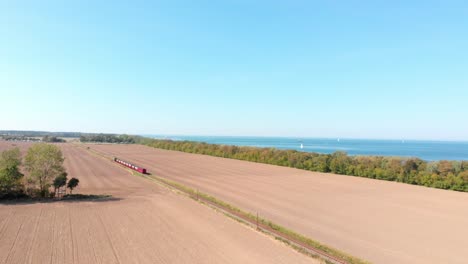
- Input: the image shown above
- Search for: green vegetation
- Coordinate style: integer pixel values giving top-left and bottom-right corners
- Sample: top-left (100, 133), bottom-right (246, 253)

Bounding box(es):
top-left (67, 178), bottom-right (79, 194)
top-left (80, 134), bottom-right (136, 143)
top-left (0, 148), bottom-right (25, 198)
top-left (143, 139), bottom-right (468, 192)
top-left (137, 173), bottom-right (368, 264)
top-left (42, 135), bottom-right (66, 143)
top-left (53, 172), bottom-right (68, 196)
top-left (25, 143), bottom-right (67, 197)
top-left (0, 143), bottom-right (82, 200)
top-left (1, 135), bottom-right (40, 142)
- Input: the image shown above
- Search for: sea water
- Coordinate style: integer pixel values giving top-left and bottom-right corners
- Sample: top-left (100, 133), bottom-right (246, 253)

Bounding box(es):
top-left (146, 135), bottom-right (468, 161)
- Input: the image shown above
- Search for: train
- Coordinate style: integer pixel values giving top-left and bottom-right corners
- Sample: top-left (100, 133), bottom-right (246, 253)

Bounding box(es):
top-left (114, 157), bottom-right (147, 174)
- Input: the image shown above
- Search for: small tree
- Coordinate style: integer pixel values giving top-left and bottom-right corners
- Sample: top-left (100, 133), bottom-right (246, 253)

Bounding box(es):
top-left (25, 143), bottom-right (66, 197)
top-left (53, 172), bottom-right (68, 197)
top-left (67, 178), bottom-right (79, 194)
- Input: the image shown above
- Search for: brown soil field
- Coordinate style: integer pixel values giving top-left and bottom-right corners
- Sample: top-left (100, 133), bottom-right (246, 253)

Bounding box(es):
top-left (0, 142), bottom-right (316, 264)
top-left (0, 141), bottom-right (33, 153)
top-left (89, 143), bottom-right (468, 264)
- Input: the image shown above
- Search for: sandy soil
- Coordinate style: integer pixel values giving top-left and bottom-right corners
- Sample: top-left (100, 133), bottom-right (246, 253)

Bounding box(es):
top-left (89, 143), bottom-right (468, 264)
top-left (0, 142), bottom-right (316, 264)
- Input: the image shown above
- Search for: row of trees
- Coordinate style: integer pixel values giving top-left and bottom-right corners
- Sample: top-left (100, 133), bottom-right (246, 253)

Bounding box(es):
top-left (1, 135), bottom-right (40, 142)
top-left (0, 143), bottom-right (79, 199)
top-left (52, 173), bottom-right (79, 196)
top-left (144, 140), bottom-right (468, 192)
top-left (80, 134), bottom-right (136, 144)
top-left (42, 135), bottom-right (65, 143)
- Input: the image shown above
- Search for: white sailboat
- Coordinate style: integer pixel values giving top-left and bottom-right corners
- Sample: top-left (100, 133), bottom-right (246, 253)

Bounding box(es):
top-left (300, 143), bottom-right (304, 149)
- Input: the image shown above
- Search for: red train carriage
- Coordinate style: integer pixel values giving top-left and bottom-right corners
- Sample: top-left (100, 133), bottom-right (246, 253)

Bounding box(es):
top-left (114, 157), bottom-right (147, 174)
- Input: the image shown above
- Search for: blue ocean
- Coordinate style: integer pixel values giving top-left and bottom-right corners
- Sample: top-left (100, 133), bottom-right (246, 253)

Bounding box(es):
top-left (146, 135), bottom-right (468, 161)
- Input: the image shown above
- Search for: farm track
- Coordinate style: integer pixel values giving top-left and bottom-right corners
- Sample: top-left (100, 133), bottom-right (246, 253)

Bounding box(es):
top-left (0, 141), bottom-right (317, 264)
top-left (88, 143), bottom-right (468, 264)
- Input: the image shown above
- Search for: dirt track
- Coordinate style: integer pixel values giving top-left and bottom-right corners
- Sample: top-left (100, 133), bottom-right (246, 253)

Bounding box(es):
top-left (89, 143), bottom-right (468, 264)
top-left (0, 142), bottom-right (316, 264)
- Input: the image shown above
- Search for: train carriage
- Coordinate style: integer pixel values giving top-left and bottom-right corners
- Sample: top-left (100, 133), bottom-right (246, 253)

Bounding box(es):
top-left (114, 157), bottom-right (147, 174)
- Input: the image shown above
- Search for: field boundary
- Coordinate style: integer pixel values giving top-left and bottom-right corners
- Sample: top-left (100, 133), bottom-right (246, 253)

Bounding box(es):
top-left (77, 143), bottom-right (369, 264)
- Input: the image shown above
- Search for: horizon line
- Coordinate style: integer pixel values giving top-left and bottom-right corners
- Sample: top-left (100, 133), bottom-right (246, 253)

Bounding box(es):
top-left (1, 129), bottom-right (467, 143)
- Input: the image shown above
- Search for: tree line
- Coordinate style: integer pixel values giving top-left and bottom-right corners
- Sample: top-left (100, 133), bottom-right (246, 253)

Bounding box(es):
top-left (1, 135), bottom-right (65, 143)
top-left (0, 143), bottom-right (79, 199)
top-left (42, 135), bottom-right (66, 143)
top-left (80, 134), bottom-right (136, 144)
top-left (143, 139), bottom-right (468, 192)
top-left (1, 135), bottom-right (41, 142)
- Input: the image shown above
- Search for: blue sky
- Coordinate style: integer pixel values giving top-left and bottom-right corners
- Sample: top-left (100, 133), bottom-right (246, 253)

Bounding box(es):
top-left (1, 1), bottom-right (467, 140)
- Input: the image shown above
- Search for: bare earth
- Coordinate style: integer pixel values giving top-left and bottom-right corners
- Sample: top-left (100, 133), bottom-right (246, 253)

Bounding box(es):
top-left (89, 143), bottom-right (468, 264)
top-left (0, 142), bottom-right (316, 264)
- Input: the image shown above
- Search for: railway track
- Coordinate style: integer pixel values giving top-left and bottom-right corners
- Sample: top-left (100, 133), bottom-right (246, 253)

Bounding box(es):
top-left (143, 174), bottom-right (351, 264)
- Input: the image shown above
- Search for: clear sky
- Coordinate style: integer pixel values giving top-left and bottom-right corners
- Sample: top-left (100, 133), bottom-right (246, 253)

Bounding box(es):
top-left (1, 1), bottom-right (467, 140)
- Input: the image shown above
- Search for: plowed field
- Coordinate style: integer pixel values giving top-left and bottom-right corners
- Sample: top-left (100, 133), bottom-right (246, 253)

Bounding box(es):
top-left (89, 143), bottom-right (468, 264)
top-left (0, 142), bottom-right (315, 264)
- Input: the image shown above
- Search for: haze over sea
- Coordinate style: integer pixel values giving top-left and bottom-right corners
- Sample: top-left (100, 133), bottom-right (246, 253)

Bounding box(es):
top-left (147, 135), bottom-right (468, 161)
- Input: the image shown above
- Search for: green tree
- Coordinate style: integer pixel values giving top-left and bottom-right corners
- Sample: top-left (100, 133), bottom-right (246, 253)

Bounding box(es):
top-left (0, 148), bottom-right (24, 197)
top-left (53, 172), bottom-right (68, 197)
top-left (329, 151), bottom-right (350, 174)
top-left (42, 136), bottom-right (65, 143)
top-left (67, 178), bottom-right (79, 194)
top-left (25, 143), bottom-right (66, 197)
